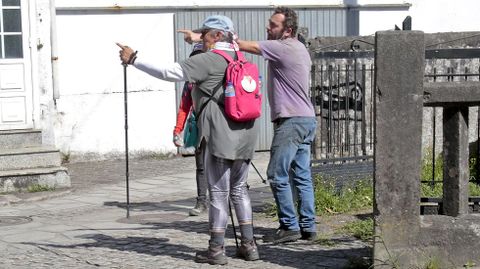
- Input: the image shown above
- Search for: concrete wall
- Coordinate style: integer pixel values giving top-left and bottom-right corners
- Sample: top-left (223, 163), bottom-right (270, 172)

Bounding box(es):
top-left (374, 30), bottom-right (480, 269)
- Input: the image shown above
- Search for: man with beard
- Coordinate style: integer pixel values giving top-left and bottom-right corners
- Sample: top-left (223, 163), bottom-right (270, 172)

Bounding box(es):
top-left (236, 6), bottom-right (318, 244)
top-left (179, 7), bottom-right (317, 244)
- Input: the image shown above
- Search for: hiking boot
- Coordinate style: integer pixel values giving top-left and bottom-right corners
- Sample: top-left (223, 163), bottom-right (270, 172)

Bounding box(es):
top-left (194, 243), bottom-right (228, 265)
top-left (262, 228), bottom-right (301, 244)
top-left (189, 199), bottom-right (207, 216)
top-left (236, 239), bottom-right (260, 261)
top-left (300, 230), bottom-right (317, 241)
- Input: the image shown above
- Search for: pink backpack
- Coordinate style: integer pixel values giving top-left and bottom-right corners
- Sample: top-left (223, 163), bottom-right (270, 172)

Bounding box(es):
top-left (212, 49), bottom-right (262, 122)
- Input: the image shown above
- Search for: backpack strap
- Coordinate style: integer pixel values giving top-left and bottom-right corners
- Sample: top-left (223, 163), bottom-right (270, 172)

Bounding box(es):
top-left (212, 49), bottom-right (246, 63)
top-left (212, 49), bottom-right (234, 63)
top-left (235, 50), bottom-right (246, 62)
top-left (195, 79), bottom-right (224, 119)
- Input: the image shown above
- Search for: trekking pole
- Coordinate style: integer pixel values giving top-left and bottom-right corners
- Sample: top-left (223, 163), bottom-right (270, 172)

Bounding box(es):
top-left (123, 64), bottom-right (131, 218)
top-left (250, 161), bottom-right (267, 184)
top-left (228, 200), bottom-right (239, 248)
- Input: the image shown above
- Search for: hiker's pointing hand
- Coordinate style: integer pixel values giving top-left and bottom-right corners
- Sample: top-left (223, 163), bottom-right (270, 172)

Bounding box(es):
top-left (178, 30), bottom-right (202, 44)
top-left (116, 42), bottom-right (137, 65)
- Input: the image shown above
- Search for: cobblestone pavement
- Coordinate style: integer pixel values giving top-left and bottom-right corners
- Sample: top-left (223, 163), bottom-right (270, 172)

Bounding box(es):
top-left (0, 152), bottom-right (370, 268)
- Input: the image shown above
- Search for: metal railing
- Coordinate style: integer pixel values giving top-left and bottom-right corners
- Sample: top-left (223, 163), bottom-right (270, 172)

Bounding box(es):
top-left (311, 63), bottom-right (375, 162)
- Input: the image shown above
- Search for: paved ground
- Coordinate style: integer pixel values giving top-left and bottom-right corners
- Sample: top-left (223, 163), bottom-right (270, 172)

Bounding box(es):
top-left (0, 152), bottom-right (371, 268)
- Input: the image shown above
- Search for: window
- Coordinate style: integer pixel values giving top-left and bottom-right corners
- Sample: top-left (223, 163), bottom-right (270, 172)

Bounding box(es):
top-left (1, 0), bottom-right (22, 58)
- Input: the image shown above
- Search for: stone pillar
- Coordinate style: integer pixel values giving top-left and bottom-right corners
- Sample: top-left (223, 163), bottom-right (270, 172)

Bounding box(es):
top-left (443, 107), bottom-right (469, 216)
top-left (374, 31), bottom-right (424, 266)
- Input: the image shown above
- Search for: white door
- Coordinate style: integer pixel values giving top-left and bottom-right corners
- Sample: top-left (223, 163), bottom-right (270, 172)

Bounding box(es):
top-left (0, 0), bottom-right (32, 130)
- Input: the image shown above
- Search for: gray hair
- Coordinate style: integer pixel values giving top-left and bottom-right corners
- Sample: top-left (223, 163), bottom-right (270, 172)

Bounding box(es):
top-left (211, 30), bottom-right (234, 43)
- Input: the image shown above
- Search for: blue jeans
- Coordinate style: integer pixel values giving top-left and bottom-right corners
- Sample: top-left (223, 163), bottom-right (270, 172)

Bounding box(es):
top-left (267, 117), bottom-right (317, 232)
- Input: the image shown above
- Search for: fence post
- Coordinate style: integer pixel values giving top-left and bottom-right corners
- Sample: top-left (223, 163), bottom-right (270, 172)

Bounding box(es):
top-left (373, 30), bottom-right (424, 267)
top-left (443, 107), bottom-right (469, 216)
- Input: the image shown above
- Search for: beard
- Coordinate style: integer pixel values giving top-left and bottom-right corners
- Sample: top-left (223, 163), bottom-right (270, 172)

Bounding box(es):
top-left (267, 30), bottom-right (284, 40)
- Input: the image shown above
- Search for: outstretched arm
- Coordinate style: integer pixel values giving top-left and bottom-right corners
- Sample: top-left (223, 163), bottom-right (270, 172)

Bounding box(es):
top-left (177, 29), bottom-right (202, 44)
top-left (116, 42), bottom-right (185, 82)
top-left (177, 29), bottom-right (262, 56)
top-left (236, 39), bottom-right (261, 55)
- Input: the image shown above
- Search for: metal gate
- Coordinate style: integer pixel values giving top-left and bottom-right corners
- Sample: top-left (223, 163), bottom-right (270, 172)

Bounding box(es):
top-left (309, 47), bottom-right (375, 183)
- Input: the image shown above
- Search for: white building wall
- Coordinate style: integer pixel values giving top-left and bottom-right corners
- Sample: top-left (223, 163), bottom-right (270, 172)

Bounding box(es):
top-left (53, 13), bottom-right (176, 161)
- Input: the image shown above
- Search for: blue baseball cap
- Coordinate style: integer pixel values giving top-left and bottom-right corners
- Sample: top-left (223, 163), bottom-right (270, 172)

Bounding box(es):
top-left (192, 15), bottom-right (234, 34)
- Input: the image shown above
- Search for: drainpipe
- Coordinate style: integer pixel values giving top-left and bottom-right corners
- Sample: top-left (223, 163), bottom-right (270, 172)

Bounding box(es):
top-left (50, 0), bottom-right (60, 101)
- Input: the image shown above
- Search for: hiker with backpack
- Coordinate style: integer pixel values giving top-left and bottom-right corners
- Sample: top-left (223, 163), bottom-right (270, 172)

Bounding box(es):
top-left (117, 15), bottom-right (260, 265)
top-left (179, 7), bottom-right (318, 244)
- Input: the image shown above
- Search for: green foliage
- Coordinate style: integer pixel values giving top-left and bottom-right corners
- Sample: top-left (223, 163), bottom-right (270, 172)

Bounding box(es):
top-left (421, 147), bottom-right (480, 197)
top-left (421, 148), bottom-right (444, 182)
top-left (422, 182), bottom-right (480, 198)
top-left (422, 257), bottom-right (441, 269)
top-left (263, 201), bottom-right (278, 218)
top-left (339, 218), bottom-right (374, 241)
top-left (421, 182), bottom-right (443, 198)
top-left (464, 261), bottom-right (476, 268)
top-left (26, 184), bottom-right (55, 193)
top-left (314, 176), bottom-right (373, 215)
top-left (314, 234), bottom-right (337, 247)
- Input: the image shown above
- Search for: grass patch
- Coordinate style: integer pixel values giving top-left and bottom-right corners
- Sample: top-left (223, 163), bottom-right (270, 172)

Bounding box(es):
top-left (421, 147), bottom-right (480, 197)
top-left (421, 182), bottom-right (480, 198)
top-left (421, 256), bottom-right (442, 269)
top-left (314, 234), bottom-right (338, 247)
top-left (263, 176), bottom-right (373, 217)
top-left (339, 218), bottom-right (374, 241)
top-left (26, 184), bottom-right (55, 193)
top-left (314, 176), bottom-right (373, 216)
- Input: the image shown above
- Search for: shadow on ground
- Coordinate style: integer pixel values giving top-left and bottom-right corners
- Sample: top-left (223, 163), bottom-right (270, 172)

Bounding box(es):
top-left (102, 185), bottom-right (274, 215)
top-left (23, 232), bottom-right (371, 269)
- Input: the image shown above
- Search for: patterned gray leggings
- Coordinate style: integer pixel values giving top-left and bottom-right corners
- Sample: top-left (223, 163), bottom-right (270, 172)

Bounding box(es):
top-left (204, 147), bottom-right (252, 233)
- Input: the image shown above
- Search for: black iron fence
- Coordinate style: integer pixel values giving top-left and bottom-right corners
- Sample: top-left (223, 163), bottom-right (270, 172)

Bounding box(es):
top-left (309, 46), bottom-right (480, 202)
top-left (309, 52), bottom-right (375, 185)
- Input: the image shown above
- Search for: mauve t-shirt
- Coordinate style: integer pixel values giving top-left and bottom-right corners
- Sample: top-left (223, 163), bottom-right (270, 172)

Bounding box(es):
top-left (258, 38), bottom-right (315, 121)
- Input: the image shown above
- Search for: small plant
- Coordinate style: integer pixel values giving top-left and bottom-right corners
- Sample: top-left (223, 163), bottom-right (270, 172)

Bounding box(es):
top-left (422, 256), bottom-right (441, 269)
top-left (372, 234), bottom-right (401, 269)
top-left (339, 218), bottom-right (374, 241)
top-left (314, 234), bottom-right (337, 247)
top-left (61, 152), bottom-right (70, 164)
top-left (26, 184), bottom-right (55, 193)
top-left (464, 261), bottom-right (476, 268)
top-left (263, 201), bottom-right (278, 218)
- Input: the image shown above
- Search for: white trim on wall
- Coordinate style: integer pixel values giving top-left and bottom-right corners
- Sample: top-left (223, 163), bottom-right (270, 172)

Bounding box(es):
top-left (55, 0), bottom-right (411, 10)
